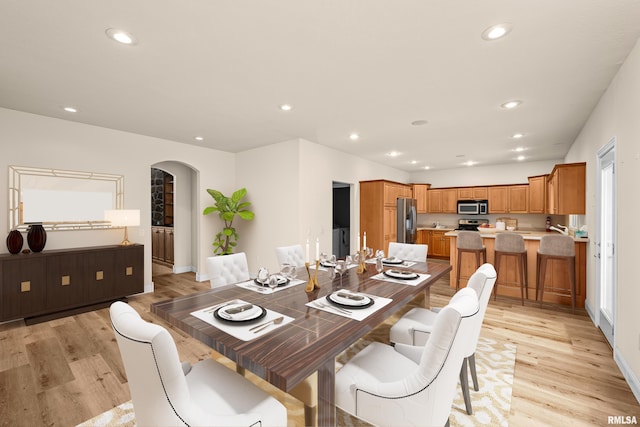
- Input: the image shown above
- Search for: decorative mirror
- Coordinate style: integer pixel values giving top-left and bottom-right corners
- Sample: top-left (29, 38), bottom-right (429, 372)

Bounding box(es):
top-left (8, 166), bottom-right (124, 231)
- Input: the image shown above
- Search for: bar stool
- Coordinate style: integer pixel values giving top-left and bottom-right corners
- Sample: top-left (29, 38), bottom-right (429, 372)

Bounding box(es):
top-left (456, 231), bottom-right (486, 290)
top-left (536, 235), bottom-right (576, 313)
top-left (494, 233), bottom-right (528, 305)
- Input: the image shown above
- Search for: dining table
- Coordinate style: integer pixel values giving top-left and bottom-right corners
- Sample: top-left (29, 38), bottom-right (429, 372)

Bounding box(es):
top-left (150, 259), bottom-right (451, 426)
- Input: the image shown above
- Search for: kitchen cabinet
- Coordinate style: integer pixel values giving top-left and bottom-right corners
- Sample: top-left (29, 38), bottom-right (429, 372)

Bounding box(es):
top-left (430, 230), bottom-right (450, 258)
top-left (360, 180), bottom-right (412, 254)
top-left (428, 188), bottom-right (457, 213)
top-left (547, 162), bottom-right (586, 215)
top-left (412, 184), bottom-right (429, 213)
top-left (0, 245), bottom-right (143, 323)
top-left (528, 175), bottom-right (547, 213)
top-left (457, 187), bottom-right (488, 200)
top-left (152, 226), bottom-right (174, 264)
top-left (488, 185), bottom-right (528, 213)
top-left (417, 229), bottom-right (429, 245)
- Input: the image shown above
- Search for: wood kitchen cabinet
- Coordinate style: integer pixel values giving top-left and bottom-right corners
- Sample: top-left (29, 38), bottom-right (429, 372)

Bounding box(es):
top-left (428, 188), bottom-right (457, 213)
top-left (457, 187), bottom-right (488, 200)
top-left (360, 180), bottom-right (412, 254)
top-left (488, 185), bottom-right (528, 213)
top-left (0, 245), bottom-right (143, 323)
top-left (547, 162), bottom-right (586, 215)
top-left (412, 184), bottom-right (429, 213)
top-left (152, 226), bottom-right (174, 264)
top-left (528, 175), bottom-right (547, 213)
top-left (488, 186), bottom-right (508, 213)
top-left (430, 230), bottom-right (450, 258)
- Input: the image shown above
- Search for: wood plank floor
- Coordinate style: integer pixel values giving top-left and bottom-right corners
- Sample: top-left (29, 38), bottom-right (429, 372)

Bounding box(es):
top-left (1, 262), bottom-right (638, 426)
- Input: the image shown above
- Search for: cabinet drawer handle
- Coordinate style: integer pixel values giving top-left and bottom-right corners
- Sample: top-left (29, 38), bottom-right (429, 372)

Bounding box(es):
top-left (21, 281), bottom-right (31, 292)
top-left (61, 275), bottom-right (71, 286)
top-left (96, 270), bottom-right (104, 281)
top-left (126, 266), bottom-right (133, 276)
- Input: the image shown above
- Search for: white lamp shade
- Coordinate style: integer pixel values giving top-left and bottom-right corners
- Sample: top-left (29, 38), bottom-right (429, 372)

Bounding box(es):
top-left (105, 209), bottom-right (140, 227)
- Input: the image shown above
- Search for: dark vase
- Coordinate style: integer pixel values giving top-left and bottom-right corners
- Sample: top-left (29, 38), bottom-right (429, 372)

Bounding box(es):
top-left (6, 230), bottom-right (23, 254)
top-left (27, 223), bottom-right (47, 253)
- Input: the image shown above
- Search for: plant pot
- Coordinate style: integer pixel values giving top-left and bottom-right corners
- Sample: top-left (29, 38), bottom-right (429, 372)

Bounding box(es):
top-left (27, 223), bottom-right (47, 253)
top-left (6, 229), bottom-right (23, 254)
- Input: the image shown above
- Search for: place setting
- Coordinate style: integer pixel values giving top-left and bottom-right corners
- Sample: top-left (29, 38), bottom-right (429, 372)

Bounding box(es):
top-left (235, 266), bottom-right (305, 294)
top-left (372, 268), bottom-right (431, 286)
top-left (364, 251), bottom-right (417, 268)
top-left (306, 289), bottom-right (392, 321)
top-left (190, 299), bottom-right (294, 341)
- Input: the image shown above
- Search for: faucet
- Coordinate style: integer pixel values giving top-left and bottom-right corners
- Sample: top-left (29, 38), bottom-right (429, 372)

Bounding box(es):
top-left (549, 224), bottom-right (569, 235)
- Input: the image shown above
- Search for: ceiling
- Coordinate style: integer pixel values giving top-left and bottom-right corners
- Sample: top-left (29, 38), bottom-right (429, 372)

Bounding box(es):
top-left (2, 1), bottom-right (640, 172)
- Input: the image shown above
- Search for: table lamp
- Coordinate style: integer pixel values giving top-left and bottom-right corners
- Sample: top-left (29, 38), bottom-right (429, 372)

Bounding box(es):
top-left (105, 209), bottom-right (140, 245)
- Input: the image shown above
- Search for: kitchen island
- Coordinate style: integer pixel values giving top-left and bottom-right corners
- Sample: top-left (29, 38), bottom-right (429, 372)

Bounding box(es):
top-left (445, 230), bottom-right (589, 308)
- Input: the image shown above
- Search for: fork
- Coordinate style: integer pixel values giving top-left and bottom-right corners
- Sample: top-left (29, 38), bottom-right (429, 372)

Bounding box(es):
top-left (314, 301), bottom-right (352, 315)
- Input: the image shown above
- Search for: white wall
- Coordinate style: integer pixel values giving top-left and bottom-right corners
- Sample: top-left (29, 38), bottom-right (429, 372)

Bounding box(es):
top-left (0, 108), bottom-right (235, 290)
top-left (410, 159), bottom-right (560, 187)
top-left (565, 38), bottom-right (640, 401)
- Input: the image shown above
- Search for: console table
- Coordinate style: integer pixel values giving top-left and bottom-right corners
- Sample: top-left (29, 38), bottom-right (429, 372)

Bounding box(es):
top-left (0, 244), bottom-right (143, 324)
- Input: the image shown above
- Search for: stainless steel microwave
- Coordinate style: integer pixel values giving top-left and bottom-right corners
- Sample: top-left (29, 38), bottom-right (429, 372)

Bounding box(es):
top-left (457, 200), bottom-right (488, 215)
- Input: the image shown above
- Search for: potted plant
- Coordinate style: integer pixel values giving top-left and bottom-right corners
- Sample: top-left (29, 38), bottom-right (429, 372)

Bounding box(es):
top-left (203, 188), bottom-right (255, 255)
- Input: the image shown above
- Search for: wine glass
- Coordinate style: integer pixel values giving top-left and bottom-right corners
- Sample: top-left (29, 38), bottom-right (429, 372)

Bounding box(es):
top-left (257, 267), bottom-right (269, 285)
top-left (375, 249), bottom-right (385, 259)
top-left (335, 260), bottom-right (347, 287)
top-left (345, 255), bottom-right (353, 267)
top-left (330, 254), bottom-right (337, 264)
top-left (280, 263), bottom-right (296, 282)
top-left (366, 247), bottom-right (373, 259)
top-left (376, 256), bottom-right (384, 274)
top-left (268, 274), bottom-right (279, 292)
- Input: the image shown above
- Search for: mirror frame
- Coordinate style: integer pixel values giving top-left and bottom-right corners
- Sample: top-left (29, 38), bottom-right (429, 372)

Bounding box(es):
top-left (8, 165), bottom-right (124, 231)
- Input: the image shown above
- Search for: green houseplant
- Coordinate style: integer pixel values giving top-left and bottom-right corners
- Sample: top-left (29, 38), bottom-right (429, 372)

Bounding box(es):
top-left (203, 188), bottom-right (255, 255)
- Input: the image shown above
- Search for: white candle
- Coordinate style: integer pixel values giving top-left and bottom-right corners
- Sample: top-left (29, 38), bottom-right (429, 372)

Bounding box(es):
top-left (363, 231), bottom-right (367, 250)
top-left (306, 238), bottom-right (310, 263)
top-left (315, 237), bottom-right (320, 261)
top-left (356, 233), bottom-right (360, 251)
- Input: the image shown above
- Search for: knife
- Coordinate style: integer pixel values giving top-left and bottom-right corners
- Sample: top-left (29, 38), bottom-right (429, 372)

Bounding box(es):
top-left (224, 303), bottom-right (254, 314)
top-left (337, 292), bottom-right (364, 301)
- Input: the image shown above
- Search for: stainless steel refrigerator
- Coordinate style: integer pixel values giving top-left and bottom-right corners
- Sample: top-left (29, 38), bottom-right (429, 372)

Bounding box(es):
top-left (396, 198), bottom-right (417, 244)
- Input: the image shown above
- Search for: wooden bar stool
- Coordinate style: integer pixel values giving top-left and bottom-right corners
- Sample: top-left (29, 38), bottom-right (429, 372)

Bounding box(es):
top-left (536, 235), bottom-right (576, 313)
top-left (456, 231), bottom-right (486, 290)
top-left (494, 233), bottom-right (528, 304)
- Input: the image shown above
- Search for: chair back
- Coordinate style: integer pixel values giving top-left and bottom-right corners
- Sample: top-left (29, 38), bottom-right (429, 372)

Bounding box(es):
top-left (463, 263), bottom-right (497, 356)
top-left (495, 232), bottom-right (525, 253)
top-left (387, 242), bottom-right (428, 262)
top-left (357, 287), bottom-right (479, 426)
top-left (275, 244), bottom-right (306, 267)
top-left (457, 230), bottom-right (484, 250)
top-left (206, 252), bottom-right (250, 288)
top-left (110, 301), bottom-right (193, 426)
top-left (539, 235), bottom-right (575, 256)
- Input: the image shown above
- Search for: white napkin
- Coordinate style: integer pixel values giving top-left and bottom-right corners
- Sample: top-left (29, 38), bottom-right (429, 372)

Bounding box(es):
top-left (217, 303), bottom-right (262, 321)
top-left (329, 291), bottom-right (370, 306)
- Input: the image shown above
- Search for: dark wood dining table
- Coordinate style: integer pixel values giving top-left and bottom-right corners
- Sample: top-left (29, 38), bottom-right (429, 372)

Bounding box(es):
top-left (151, 260), bottom-right (451, 426)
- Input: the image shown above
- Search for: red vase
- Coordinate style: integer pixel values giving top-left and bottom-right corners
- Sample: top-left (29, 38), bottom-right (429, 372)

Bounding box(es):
top-left (27, 223), bottom-right (47, 253)
top-left (6, 230), bottom-right (23, 254)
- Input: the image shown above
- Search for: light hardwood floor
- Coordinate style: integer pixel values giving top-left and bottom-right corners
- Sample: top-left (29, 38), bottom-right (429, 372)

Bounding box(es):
top-left (1, 262), bottom-right (638, 426)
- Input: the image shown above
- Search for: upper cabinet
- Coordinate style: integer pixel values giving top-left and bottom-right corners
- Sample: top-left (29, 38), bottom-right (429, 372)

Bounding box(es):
top-left (488, 185), bottom-right (528, 213)
top-left (488, 186), bottom-right (508, 213)
top-left (457, 186), bottom-right (488, 200)
top-left (412, 184), bottom-right (429, 213)
top-left (428, 188), bottom-right (457, 213)
top-left (547, 162), bottom-right (586, 215)
top-left (528, 175), bottom-right (547, 214)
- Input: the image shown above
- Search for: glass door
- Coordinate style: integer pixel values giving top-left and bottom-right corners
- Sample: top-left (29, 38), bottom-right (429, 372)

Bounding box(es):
top-left (597, 140), bottom-right (616, 347)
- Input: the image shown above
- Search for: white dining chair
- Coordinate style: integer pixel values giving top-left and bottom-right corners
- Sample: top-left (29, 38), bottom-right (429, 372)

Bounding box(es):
top-left (335, 287), bottom-right (479, 427)
top-left (206, 252), bottom-right (250, 288)
top-left (275, 244), bottom-right (306, 267)
top-left (387, 242), bottom-right (428, 262)
top-left (389, 263), bottom-right (497, 415)
top-left (109, 301), bottom-right (287, 427)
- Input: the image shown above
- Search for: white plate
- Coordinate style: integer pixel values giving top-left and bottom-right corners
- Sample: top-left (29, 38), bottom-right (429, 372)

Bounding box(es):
top-left (215, 303), bottom-right (265, 322)
top-left (382, 257), bottom-right (404, 264)
top-left (327, 292), bottom-right (374, 308)
top-left (384, 270), bottom-right (419, 280)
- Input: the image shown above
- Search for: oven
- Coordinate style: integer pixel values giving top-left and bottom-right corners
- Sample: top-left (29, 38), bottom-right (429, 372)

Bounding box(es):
top-left (457, 199), bottom-right (488, 215)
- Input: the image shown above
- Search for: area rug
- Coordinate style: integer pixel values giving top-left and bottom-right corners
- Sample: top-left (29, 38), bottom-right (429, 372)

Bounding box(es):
top-left (77, 336), bottom-right (515, 427)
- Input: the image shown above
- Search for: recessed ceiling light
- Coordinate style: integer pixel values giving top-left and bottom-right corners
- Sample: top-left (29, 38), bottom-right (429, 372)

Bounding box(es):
top-left (63, 107), bottom-right (78, 113)
top-left (514, 147), bottom-right (525, 152)
top-left (411, 120), bottom-right (428, 126)
top-left (194, 136), bottom-right (204, 141)
top-left (512, 133), bottom-right (524, 139)
top-left (481, 23), bottom-right (512, 41)
top-left (409, 160), bottom-right (418, 165)
top-left (349, 133), bottom-right (359, 141)
top-left (500, 100), bottom-right (522, 109)
top-left (386, 151), bottom-right (401, 157)
top-left (517, 155), bottom-right (526, 161)
top-left (423, 166), bottom-right (431, 170)
top-left (464, 161), bottom-right (476, 167)
top-left (279, 104), bottom-right (292, 111)
top-left (105, 28), bottom-right (137, 45)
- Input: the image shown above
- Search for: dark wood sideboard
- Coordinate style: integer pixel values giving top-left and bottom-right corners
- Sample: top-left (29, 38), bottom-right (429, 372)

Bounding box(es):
top-left (0, 244), bottom-right (143, 324)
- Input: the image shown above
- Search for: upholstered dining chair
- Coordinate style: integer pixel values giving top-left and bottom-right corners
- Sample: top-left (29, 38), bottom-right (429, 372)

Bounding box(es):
top-left (335, 287), bottom-right (479, 427)
top-left (109, 301), bottom-right (287, 427)
top-left (275, 244), bottom-right (306, 267)
top-left (206, 252), bottom-right (250, 288)
top-left (387, 242), bottom-right (428, 262)
top-left (389, 263), bottom-right (497, 415)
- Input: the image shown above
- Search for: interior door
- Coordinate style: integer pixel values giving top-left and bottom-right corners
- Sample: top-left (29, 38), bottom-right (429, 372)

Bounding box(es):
top-left (596, 141), bottom-right (616, 347)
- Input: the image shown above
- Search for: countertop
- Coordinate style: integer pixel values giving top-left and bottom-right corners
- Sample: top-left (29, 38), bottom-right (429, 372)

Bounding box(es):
top-left (417, 227), bottom-right (455, 231)
top-left (444, 229), bottom-right (589, 242)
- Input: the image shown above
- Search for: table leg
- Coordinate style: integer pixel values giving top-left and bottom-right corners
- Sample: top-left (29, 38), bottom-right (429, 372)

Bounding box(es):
top-left (423, 288), bottom-right (431, 308)
top-left (317, 357), bottom-right (336, 427)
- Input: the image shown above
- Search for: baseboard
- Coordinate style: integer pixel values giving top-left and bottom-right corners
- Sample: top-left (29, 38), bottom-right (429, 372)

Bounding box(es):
top-left (614, 347), bottom-right (640, 405)
top-left (173, 265), bottom-right (194, 274)
top-left (584, 300), bottom-right (597, 326)
top-left (196, 272), bottom-right (209, 282)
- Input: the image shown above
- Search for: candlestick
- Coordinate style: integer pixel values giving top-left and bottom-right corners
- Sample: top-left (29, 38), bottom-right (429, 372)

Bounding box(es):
top-left (363, 231), bottom-right (367, 250)
top-left (306, 238), bottom-right (310, 263)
